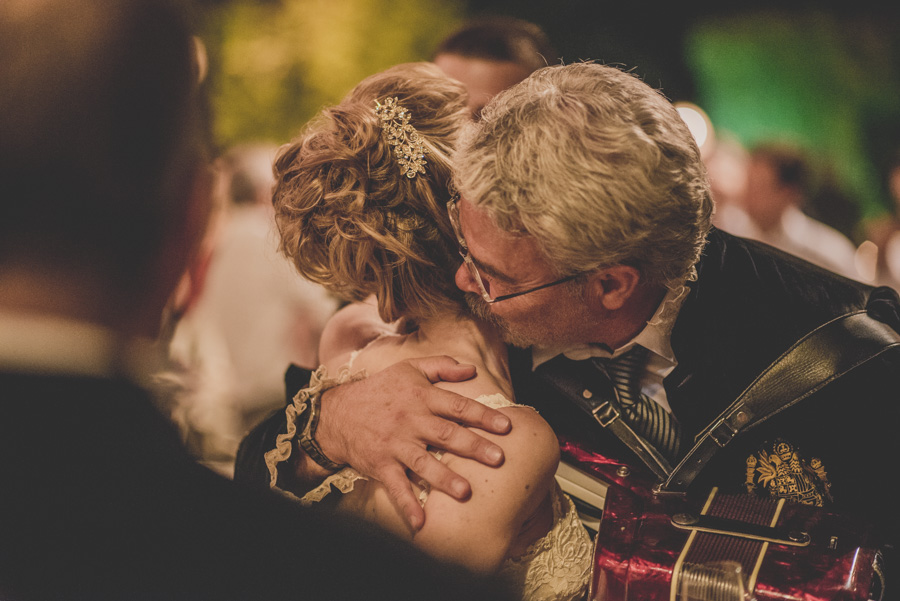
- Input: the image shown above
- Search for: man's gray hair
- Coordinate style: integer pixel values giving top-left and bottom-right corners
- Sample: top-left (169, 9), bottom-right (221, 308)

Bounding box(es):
top-left (453, 61), bottom-right (713, 290)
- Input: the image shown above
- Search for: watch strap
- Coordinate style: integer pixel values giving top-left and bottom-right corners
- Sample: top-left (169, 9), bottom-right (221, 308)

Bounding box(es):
top-left (297, 391), bottom-right (348, 472)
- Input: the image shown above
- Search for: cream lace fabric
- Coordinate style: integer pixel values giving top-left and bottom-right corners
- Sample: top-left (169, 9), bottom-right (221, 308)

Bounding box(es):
top-left (263, 361), bottom-right (366, 501)
top-left (265, 362), bottom-right (592, 601)
top-left (499, 483), bottom-right (593, 601)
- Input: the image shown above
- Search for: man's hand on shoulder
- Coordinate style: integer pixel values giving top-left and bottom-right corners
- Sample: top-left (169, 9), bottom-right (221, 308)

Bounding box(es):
top-left (314, 355), bottom-right (512, 531)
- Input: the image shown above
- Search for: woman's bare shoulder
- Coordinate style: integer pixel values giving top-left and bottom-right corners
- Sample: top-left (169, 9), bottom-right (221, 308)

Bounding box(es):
top-left (408, 400), bottom-right (560, 573)
top-left (476, 402), bottom-right (560, 485)
top-left (318, 300), bottom-right (397, 370)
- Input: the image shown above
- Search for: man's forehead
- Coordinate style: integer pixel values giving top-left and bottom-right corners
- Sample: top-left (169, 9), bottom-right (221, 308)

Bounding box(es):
top-left (458, 196), bottom-right (529, 239)
top-left (458, 196), bottom-right (546, 276)
top-left (458, 196), bottom-right (502, 237)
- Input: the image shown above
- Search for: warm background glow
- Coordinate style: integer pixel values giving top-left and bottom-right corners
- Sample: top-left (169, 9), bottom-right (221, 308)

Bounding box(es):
top-left (195, 0), bottom-right (899, 241)
top-left (200, 0), bottom-right (464, 147)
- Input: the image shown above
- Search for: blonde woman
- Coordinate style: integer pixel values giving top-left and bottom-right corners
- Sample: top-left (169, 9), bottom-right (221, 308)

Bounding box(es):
top-left (263, 62), bottom-right (591, 601)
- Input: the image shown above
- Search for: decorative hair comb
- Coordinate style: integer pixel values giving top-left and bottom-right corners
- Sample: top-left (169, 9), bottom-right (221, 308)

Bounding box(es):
top-left (374, 97), bottom-right (428, 179)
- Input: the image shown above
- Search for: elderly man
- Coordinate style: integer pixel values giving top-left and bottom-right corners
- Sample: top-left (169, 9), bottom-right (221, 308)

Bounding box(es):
top-left (237, 63), bottom-right (900, 576)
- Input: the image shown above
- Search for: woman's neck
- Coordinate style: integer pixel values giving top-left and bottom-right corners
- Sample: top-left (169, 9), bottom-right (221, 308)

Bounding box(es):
top-left (409, 310), bottom-right (513, 399)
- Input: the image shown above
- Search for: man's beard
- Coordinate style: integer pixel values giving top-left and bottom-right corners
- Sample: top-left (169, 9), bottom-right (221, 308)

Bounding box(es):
top-left (465, 293), bottom-right (501, 328)
top-left (464, 292), bottom-right (573, 349)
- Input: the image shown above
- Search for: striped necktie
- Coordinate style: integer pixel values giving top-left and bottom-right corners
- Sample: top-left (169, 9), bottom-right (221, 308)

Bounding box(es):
top-left (595, 345), bottom-right (682, 462)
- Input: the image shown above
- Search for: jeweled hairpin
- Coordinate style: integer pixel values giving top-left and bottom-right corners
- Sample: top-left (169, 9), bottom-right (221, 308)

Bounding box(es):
top-left (374, 96), bottom-right (428, 179)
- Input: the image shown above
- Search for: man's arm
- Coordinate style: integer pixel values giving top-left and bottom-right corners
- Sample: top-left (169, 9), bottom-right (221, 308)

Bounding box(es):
top-left (233, 364), bottom-right (312, 489)
top-left (283, 356), bottom-right (512, 530)
top-left (235, 301), bottom-right (513, 530)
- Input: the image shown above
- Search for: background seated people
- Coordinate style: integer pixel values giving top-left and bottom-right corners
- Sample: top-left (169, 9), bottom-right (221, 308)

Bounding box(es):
top-left (861, 149), bottom-right (900, 290)
top-left (162, 141), bottom-right (339, 476)
top-left (260, 61), bottom-right (591, 601)
top-left (720, 140), bottom-right (861, 279)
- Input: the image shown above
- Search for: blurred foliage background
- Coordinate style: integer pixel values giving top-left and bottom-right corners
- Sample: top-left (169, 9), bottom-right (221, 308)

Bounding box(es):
top-left (194, 0), bottom-right (899, 231)
top-left (199, 0), bottom-right (465, 147)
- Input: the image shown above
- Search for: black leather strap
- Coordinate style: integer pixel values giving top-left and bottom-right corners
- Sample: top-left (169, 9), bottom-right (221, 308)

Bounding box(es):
top-left (298, 388), bottom-right (348, 472)
top-left (535, 356), bottom-right (674, 480)
top-left (659, 311), bottom-right (900, 492)
top-left (535, 311), bottom-right (900, 491)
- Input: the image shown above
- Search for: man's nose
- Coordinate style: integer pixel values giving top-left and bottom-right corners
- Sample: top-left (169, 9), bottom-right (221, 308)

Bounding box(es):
top-left (454, 261), bottom-right (480, 295)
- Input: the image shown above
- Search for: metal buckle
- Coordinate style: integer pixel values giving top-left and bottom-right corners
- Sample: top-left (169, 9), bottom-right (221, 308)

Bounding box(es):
top-left (653, 481), bottom-right (688, 497)
top-left (708, 418), bottom-right (738, 447)
top-left (592, 401), bottom-right (619, 427)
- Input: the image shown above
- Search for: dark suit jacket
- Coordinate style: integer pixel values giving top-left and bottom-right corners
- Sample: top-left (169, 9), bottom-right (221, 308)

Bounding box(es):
top-left (0, 371), bottom-right (512, 601)
top-left (511, 228), bottom-right (900, 554)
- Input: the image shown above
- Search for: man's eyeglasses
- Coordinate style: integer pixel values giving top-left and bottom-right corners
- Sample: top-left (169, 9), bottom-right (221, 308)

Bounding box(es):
top-left (446, 194), bottom-right (581, 303)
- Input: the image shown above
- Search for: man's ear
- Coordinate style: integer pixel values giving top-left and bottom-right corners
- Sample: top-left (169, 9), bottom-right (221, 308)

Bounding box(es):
top-left (166, 161), bottom-right (218, 312)
top-left (149, 160), bottom-right (217, 317)
top-left (586, 265), bottom-right (642, 311)
top-left (123, 160), bottom-right (216, 339)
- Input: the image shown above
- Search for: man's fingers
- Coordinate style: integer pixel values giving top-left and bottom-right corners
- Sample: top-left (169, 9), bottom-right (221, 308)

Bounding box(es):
top-left (312, 355), bottom-right (513, 533)
top-left (379, 464), bottom-right (427, 532)
top-left (421, 413), bottom-right (506, 467)
top-left (396, 443), bottom-right (472, 501)
top-left (427, 387), bottom-right (511, 435)
top-left (408, 355), bottom-right (477, 384)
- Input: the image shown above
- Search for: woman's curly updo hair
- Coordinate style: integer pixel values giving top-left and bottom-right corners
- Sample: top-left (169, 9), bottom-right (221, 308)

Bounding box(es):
top-left (273, 62), bottom-right (470, 323)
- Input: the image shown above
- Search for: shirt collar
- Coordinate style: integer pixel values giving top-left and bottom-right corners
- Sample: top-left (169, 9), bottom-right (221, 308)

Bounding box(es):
top-left (530, 284), bottom-right (688, 370)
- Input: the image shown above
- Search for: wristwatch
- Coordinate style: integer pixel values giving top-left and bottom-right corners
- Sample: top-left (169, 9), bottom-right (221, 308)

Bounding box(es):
top-left (296, 392), bottom-right (348, 472)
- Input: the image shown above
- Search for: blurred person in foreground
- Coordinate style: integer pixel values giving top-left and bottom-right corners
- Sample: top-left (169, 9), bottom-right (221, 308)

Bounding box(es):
top-left (433, 15), bottom-right (558, 119)
top-left (237, 62), bottom-right (900, 576)
top-left (0, 0), bottom-right (516, 599)
top-left (258, 61), bottom-right (591, 600)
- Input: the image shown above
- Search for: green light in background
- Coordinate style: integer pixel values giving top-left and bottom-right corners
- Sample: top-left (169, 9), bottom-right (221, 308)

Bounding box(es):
top-left (686, 10), bottom-right (900, 223)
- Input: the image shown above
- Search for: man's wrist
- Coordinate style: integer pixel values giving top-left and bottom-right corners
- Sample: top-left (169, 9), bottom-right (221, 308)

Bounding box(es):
top-left (297, 390), bottom-right (348, 472)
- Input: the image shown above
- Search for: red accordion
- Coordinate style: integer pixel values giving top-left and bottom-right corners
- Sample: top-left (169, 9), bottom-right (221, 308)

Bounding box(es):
top-left (556, 442), bottom-right (886, 601)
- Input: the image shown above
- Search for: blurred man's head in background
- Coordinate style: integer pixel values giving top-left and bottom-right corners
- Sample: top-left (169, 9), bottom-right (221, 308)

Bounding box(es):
top-left (433, 16), bottom-right (557, 118)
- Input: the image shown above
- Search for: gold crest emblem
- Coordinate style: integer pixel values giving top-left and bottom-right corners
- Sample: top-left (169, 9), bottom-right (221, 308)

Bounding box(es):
top-left (744, 439), bottom-right (832, 506)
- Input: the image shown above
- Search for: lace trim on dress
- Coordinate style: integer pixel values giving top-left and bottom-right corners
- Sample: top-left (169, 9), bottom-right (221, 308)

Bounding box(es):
top-left (473, 392), bottom-right (519, 410)
top-left (302, 465), bottom-right (368, 504)
top-left (263, 363), bottom-right (366, 502)
top-left (499, 485), bottom-right (593, 601)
